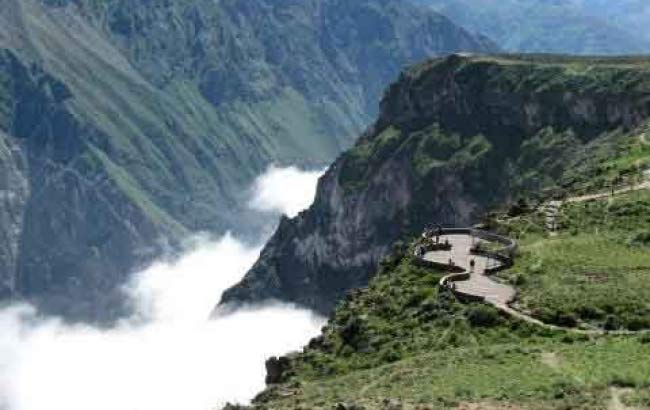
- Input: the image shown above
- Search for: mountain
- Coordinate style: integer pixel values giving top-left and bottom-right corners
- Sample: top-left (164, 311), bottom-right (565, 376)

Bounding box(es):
top-left (413, 0), bottom-right (650, 54)
top-left (567, 0), bottom-right (650, 43)
top-left (243, 183), bottom-right (650, 410)
top-left (220, 54), bottom-right (650, 315)
top-left (0, 0), bottom-right (495, 321)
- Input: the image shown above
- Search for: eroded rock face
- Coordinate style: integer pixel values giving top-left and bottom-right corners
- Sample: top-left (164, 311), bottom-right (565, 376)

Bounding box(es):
top-left (0, 132), bottom-right (28, 298)
top-left (221, 54), bottom-right (650, 314)
top-left (0, 49), bottom-right (171, 321)
top-left (265, 356), bottom-right (291, 385)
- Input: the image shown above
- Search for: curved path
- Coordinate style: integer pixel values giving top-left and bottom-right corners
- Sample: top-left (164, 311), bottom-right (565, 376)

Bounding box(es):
top-left (422, 234), bottom-right (515, 306)
top-left (417, 229), bottom-right (646, 335)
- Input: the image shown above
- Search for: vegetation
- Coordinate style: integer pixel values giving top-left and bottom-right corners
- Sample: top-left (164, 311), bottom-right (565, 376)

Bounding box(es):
top-left (249, 105), bottom-right (650, 408)
top-left (253, 241), bottom-right (650, 409)
top-left (224, 53), bottom-right (650, 322)
top-left (497, 190), bottom-right (650, 331)
top-left (0, 0), bottom-right (497, 319)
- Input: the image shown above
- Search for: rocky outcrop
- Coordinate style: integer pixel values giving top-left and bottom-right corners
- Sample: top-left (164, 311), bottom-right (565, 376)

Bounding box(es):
top-left (265, 356), bottom-right (292, 385)
top-left (0, 131), bottom-right (28, 298)
top-left (220, 54), bottom-right (650, 314)
top-left (0, 49), bottom-right (173, 320)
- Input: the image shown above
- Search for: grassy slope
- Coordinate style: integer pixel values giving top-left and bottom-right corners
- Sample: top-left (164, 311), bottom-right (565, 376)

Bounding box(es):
top-left (1, 0), bottom-right (266, 235)
top-left (342, 54), bottom-right (650, 217)
top-left (0, 0), bottom-right (495, 238)
top-left (221, 53), bottom-right (650, 316)
top-left (0, 0), bottom-right (398, 237)
top-left (495, 134), bottom-right (650, 331)
top-left (249, 98), bottom-right (650, 410)
top-left (256, 255), bottom-right (650, 409)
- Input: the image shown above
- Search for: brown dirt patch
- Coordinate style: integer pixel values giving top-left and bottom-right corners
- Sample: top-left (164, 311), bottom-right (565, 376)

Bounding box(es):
top-left (457, 402), bottom-right (526, 410)
top-left (608, 387), bottom-right (637, 410)
top-left (540, 352), bottom-right (561, 370)
top-left (584, 272), bottom-right (610, 283)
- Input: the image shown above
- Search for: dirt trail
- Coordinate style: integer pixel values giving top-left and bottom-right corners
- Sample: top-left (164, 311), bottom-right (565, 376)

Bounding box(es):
top-left (539, 352), bottom-right (560, 370)
top-left (542, 172), bottom-right (650, 234)
top-left (609, 387), bottom-right (637, 410)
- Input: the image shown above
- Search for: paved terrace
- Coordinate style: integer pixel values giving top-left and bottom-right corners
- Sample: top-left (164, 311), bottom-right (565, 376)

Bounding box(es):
top-left (422, 234), bottom-right (515, 307)
top-left (419, 228), bottom-right (649, 335)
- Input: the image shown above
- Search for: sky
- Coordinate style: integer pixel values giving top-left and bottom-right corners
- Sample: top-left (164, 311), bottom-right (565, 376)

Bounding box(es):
top-left (0, 165), bottom-right (325, 410)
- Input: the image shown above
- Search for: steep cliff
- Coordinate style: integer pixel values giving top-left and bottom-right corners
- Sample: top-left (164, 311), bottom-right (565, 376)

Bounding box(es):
top-left (0, 0), bottom-right (494, 321)
top-left (221, 54), bottom-right (650, 314)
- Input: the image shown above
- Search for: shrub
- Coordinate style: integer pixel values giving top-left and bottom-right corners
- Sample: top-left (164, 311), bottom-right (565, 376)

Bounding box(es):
top-left (467, 304), bottom-right (501, 328)
top-left (604, 315), bottom-right (623, 331)
top-left (406, 288), bottom-right (435, 308)
top-left (380, 347), bottom-right (402, 363)
top-left (609, 374), bottom-right (638, 388)
top-left (554, 312), bottom-right (579, 328)
top-left (552, 379), bottom-right (580, 399)
top-left (623, 315), bottom-right (650, 331)
top-left (627, 230), bottom-right (650, 247)
top-left (576, 305), bottom-right (605, 321)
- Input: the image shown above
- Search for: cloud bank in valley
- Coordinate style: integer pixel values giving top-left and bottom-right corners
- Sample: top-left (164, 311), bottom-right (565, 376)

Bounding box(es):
top-left (0, 167), bottom-right (325, 410)
top-left (249, 165), bottom-right (324, 217)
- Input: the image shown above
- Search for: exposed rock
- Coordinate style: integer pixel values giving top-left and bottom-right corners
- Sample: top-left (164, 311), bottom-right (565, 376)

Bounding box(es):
top-left (265, 356), bottom-right (292, 385)
top-left (222, 403), bottom-right (253, 410)
top-left (0, 130), bottom-right (28, 298)
top-left (335, 402), bottom-right (366, 410)
top-left (382, 398), bottom-right (403, 410)
top-left (221, 54), bottom-right (650, 315)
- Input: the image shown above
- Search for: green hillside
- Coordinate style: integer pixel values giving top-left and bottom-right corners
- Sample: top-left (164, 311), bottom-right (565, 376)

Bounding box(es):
top-left (222, 54), bottom-right (650, 316)
top-left (245, 122), bottom-right (650, 410)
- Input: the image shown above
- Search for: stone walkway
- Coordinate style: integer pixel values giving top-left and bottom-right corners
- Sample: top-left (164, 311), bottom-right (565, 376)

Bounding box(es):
top-left (423, 234), bottom-right (515, 307)
top-left (421, 231), bottom-right (650, 335)
top-left (543, 201), bottom-right (562, 233)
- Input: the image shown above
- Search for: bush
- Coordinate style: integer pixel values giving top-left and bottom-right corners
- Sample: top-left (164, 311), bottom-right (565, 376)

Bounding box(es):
top-left (552, 379), bottom-right (580, 399)
top-left (380, 346), bottom-right (402, 363)
top-left (604, 315), bottom-right (623, 331)
top-left (554, 312), bottom-right (579, 328)
top-left (467, 305), bottom-right (501, 328)
top-left (627, 230), bottom-right (650, 247)
top-left (623, 315), bottom-right (650, 331)
top-left (576, 305), bottom-right (605, 321)
top-left (406, 288), bottom-right (435, 308)
top-left (609, 374), bottom-right (638, 388)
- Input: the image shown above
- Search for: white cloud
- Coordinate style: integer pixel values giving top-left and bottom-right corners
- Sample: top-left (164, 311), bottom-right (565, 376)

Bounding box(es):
top-left (0, 167), bottom-right (326, 410)
top-left (249, 165), bottom-right (324, 217)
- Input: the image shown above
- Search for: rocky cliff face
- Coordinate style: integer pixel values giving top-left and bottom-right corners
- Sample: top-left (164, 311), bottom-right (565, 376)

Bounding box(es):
top-left (0, 49), bottom-right (172, 319)
top-left (0, 130), bottom-right (28, 299)
top-left (221, 54), bottom-right (650, 314)
top-left (0, 0), bottom-right (494, 321)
